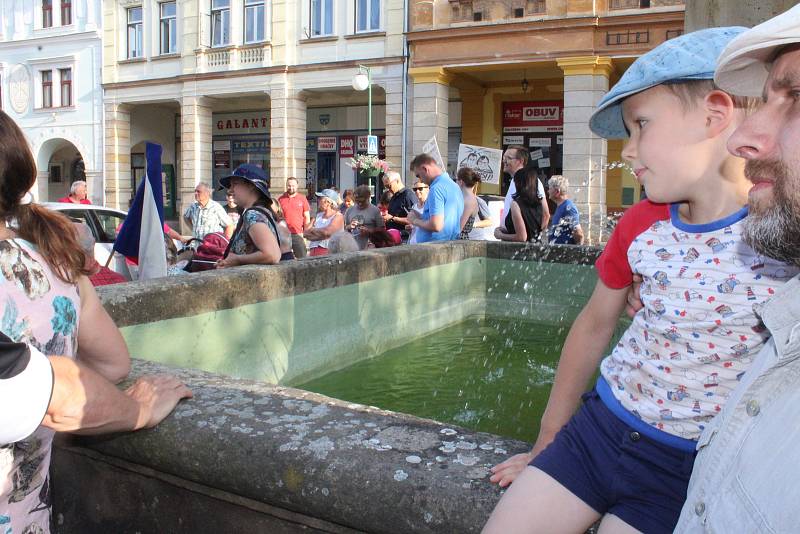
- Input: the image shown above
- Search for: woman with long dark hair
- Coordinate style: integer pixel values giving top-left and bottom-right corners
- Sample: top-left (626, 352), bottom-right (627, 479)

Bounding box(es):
top-left (494, 169), bottom-right (544, 243)
top-left (0, 111), bottom-right (138, 532)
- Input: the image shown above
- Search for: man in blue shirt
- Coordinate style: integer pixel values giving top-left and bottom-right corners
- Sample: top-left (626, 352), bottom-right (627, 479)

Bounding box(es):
top-left (546, 175), bottom-right (584, 245)
top-left (407, 153), bottom-right (464, 242)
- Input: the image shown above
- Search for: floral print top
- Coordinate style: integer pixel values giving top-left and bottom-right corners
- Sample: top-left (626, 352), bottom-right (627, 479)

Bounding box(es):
top-left (0, 239), bottom-right (80, 534)
top-left (229, 207), bottom-right (278, 256)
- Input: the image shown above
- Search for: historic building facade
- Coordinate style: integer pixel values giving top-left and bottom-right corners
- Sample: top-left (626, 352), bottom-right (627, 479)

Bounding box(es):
top-left (406, 0), bottom-right (685, 241)
top-left (102, 0), bottom-right (406, 222)
top-left (0, 0), bottom-right (103, 202)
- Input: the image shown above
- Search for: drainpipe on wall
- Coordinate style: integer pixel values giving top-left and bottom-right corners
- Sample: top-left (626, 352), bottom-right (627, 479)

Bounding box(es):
top-left (400, 0), bottom-right (409, 183)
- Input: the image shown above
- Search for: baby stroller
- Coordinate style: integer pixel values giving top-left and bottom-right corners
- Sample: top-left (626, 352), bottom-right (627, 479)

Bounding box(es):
top-left (183, 232), bottom-right (230, 272)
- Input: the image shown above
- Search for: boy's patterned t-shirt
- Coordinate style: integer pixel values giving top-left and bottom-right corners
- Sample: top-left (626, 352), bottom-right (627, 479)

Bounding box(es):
top-left (595, 201), bottom-right (798, 441)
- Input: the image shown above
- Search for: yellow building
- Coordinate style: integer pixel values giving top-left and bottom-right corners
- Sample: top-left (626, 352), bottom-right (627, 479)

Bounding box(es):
top-left (102, 0), bottom-right (405, 220)
top-left (407, 0), bottom-right (685, 240)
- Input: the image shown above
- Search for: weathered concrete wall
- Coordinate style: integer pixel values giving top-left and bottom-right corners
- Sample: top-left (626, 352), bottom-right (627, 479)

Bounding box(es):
top-left (684, 0), bottom-right (796, 31)
top-left (53, 360), bottom-right (530, 533)
top-left (52, 242), bottom-right (605, 533)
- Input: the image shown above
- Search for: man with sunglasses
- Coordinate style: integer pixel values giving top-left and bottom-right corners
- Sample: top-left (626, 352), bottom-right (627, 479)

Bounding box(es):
top-left (407, 153), bottom-right (464, 242)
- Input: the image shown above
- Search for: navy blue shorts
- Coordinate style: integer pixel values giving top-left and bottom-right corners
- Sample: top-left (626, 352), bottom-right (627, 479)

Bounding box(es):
top-left (530, 390), bottom-right (696, 534)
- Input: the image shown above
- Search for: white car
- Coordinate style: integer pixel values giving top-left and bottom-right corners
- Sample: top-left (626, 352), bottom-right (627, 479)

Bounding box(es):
top-left (43, 202), bottom-right (131, 276)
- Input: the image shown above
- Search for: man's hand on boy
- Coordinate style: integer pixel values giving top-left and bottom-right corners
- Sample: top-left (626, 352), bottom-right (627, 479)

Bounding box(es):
top-left (625, 274), bottom-right (644, 318)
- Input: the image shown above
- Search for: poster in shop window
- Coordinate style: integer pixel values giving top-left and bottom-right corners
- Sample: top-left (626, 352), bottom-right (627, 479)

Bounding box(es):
top-left (456, 144), bottom-right (502, 185)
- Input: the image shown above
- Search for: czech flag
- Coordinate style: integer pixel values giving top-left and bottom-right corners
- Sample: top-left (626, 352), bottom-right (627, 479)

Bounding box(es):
top-left (113, 142), bottom-right (167, 280)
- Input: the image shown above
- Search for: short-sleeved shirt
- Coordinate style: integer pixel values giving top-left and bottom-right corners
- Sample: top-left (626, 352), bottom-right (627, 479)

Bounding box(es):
top-left (416, 173), bottom-right (464, 243)
top-left (183, 200), bottom-right (232, 240)
top-left (56, 197), bottom-right (91, 205)
top-left (345, 204), bottom-right (384, 250)
top-left (548, 199), bottom-right (581, 244)
top-left (386, 188), bottom-right (417, 232)
top-left (595, 200), bottom-right (798, 445)
top-left (0, 336), bottom-right (52, 445)
top-left (278, 193), bottom-right (310, 235)
top-left (229, 208), bottom-right (279, 256)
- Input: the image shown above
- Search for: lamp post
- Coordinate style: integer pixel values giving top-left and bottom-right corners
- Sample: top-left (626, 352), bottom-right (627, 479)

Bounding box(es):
top-left (352, 64), bottom-right (376, 202)
top-left (352, 65), bottom-right (372, 136)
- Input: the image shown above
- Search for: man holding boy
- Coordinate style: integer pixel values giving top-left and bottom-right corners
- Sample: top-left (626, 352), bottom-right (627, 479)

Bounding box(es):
top-left (485, 26), bottom-right (798, 534)
top-left (675, 6), bottom-right (800, 531)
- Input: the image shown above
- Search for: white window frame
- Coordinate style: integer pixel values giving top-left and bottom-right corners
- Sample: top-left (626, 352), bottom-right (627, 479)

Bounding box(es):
top-left (309, 0), bottom-right (334, 37)
top-left (127, 6), bottom-right (144, 59)
top-left (244, 0), bottom-right (266, 44)
top-left (29, 57), bottom-right (76, 110)
top-left (59, 67), bottom-right (72, 107)
top-left (40, 69), bottom-right (53, 109)
top-left (159, 1), bottom-right (177, 54)
top-left (211, 0), bottom-right (231, 47)
top-left (61, 0), bottom-right (72, 26)
top-left (355, 0), bottom-right (380, 33)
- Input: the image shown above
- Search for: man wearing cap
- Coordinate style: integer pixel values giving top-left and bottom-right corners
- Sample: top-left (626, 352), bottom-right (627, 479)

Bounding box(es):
top-left (182, 182), bottom-right (235, 241)
top-left (278, 177), bottom-right (311, 259)
top-left (674, 6), bottom-right (800, 531)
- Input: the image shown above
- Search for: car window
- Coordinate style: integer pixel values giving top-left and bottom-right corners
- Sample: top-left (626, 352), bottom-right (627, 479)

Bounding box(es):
top-left (59, 209), bottom-right (91, 226)
top-left (91, 211), bottom-right (127, 243)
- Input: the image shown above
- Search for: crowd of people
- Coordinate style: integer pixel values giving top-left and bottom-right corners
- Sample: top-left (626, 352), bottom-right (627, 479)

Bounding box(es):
top-left (4, 6), bottom-right (800, 533)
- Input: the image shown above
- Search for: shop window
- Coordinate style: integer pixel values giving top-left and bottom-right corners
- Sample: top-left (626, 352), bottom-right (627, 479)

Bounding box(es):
top-left (211, 0), bottom-right (231, 47)
top-left (59, 68), bottom-right (72, 107)
top-left (42, 0), bottom-right (53, 28)
top-left (355, 0), bottom-right (380, 33)
top-left (244, 0), bottom-right (265, 43)
top-left (160, 1), bottom-right (177, 54)
top-left (61, 0), bottom-right (72, 25)
top-left (310, 0), bottom-right (333, 37)
top-left (127, 7), bottom-right (143, 58)
top-left (41, 70), bottom-right (53, 108)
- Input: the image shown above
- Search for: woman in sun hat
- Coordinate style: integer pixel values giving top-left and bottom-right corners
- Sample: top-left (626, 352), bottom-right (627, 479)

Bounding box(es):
top-left (217, 163), bottom-right (281, 268)
top-left (304, 189), bottom-right (344, 257)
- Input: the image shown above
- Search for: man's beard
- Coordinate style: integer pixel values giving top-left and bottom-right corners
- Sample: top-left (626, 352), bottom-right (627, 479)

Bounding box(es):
top-left (743, 158), bottom-right (800, 267)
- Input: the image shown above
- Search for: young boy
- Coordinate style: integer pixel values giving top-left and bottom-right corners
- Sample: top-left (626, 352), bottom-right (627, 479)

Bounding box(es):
top-left (484, 28), bottom-right (799, 534)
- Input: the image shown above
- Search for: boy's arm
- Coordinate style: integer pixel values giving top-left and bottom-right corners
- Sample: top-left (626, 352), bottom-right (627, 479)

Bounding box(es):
top-left (489, 279), bottom-right (628, 487)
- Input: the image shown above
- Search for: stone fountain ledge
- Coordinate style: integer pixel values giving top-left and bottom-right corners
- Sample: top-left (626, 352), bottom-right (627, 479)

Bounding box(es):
top-left (53, 359), bottom-right (530, 533)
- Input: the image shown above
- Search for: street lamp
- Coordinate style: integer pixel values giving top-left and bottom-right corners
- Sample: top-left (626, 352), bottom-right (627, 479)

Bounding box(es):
top-left (351, 65), bottom-right (371, 136)
top-left (352, 65), bottom-right (377, 202)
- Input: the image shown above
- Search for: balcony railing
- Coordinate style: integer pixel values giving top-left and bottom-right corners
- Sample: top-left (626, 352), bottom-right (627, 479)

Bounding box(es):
top-left (411, 0), bottom-right (684, 31)
top-left (197, 44), bottom-right (270, 72)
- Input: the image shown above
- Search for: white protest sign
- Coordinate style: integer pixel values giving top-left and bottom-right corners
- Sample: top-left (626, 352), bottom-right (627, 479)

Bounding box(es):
top-left (503, 135), bottom-right (524, 145)
top-left (422, 135), bottom-right (445, 170)
top-left (538, 158), bottom-right (551, 168)
top-left (456, 144), bottom-right (503, 185)
top-left (529, 149), bottom-right (544, 160)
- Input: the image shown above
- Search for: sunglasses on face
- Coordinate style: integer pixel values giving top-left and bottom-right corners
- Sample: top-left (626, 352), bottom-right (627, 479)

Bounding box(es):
top-left (412, 187), bottom-right (428, 192)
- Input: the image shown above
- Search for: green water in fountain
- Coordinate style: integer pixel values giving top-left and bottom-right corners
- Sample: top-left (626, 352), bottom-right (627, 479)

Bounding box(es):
top-left (299, 317), bottom-right (569, 443)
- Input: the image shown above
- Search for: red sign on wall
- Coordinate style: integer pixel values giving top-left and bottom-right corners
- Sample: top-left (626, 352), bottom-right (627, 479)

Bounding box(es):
top-left (502, 101), bottom-right (564, 133)
top-left (339, 136), bottom-right (355, 158)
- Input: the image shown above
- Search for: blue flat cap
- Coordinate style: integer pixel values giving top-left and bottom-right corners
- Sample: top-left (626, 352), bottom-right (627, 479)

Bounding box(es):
top-left (589, 27), bottom-right (748, 139)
